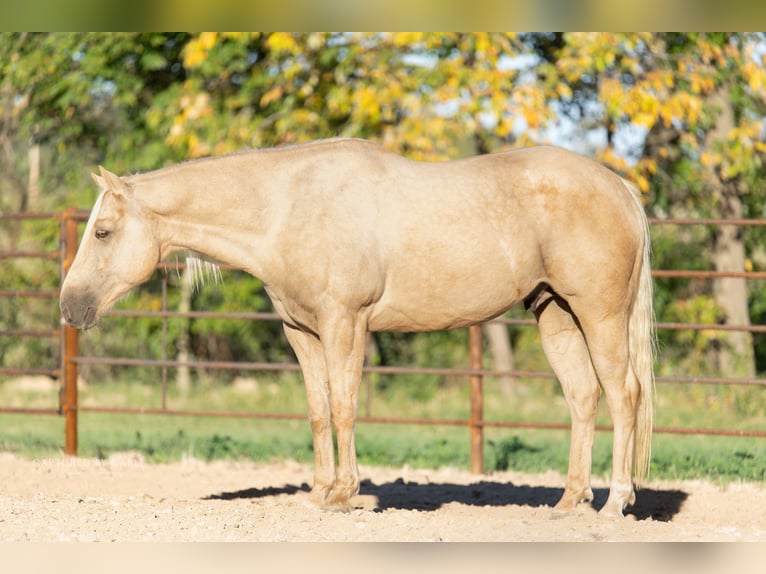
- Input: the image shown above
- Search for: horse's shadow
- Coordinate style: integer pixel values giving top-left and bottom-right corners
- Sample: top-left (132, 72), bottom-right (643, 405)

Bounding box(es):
top-left (204, 478), bottom-right (687, 522)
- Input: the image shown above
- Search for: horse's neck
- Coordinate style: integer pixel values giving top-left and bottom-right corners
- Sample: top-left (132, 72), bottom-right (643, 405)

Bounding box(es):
top-left (133, 158), bottom-right (278, 276)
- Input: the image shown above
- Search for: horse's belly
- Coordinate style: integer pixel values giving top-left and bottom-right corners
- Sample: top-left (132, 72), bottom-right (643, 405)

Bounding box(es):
top-left (368, 308), bottom-right (503, 332)
top-left (367, 274), bottom-right (527, 332)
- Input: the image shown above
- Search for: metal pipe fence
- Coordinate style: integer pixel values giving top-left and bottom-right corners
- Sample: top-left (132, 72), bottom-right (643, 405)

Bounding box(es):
top-left (1, 209), bottom-right (765, 473)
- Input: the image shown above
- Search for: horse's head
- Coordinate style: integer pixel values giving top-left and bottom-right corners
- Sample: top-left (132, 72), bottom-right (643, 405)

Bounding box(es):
top-left (60, 167), bottom-right (162, 330)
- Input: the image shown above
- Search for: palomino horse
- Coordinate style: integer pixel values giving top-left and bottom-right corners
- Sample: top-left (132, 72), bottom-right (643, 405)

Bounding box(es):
top-left (60, 138), bottom-right (654, 518)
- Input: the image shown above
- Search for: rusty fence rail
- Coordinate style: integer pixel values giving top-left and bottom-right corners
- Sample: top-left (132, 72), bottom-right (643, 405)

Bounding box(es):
top-left (2, 210), bottom-right (766, 473)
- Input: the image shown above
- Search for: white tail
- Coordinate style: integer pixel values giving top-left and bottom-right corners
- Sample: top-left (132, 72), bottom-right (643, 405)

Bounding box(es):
top-left (629, 198), bottom-right (655, 483)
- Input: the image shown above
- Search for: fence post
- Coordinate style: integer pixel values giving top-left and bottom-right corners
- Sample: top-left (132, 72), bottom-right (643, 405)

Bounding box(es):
top-left (60, 208), bottom-right (79, 456)
top-left (469, 324), bottom-right (484, 474)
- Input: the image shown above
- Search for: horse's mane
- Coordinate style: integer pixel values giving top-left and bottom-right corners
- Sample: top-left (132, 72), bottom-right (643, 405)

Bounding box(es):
top-left (182, 252), bottom-right (222, 291)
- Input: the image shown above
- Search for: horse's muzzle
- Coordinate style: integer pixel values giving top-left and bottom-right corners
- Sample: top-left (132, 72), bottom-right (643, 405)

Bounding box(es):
top-left (60, 292), bottom-right (100, 330)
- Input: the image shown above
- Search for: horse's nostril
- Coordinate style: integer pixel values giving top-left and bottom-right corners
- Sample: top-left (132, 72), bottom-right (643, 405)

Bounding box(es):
top-left (83, 306), bottom-right (96, 329)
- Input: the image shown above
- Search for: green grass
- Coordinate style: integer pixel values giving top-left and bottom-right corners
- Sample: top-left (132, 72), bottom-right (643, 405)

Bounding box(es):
top-left (1, 372), bottom-right (766, 484)
top-left (2, 412), bottom-right (766, 484)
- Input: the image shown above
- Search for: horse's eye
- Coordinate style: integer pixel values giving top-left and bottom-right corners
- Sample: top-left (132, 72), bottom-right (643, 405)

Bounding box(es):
top-left (95, 229), bottom-right (110, 240)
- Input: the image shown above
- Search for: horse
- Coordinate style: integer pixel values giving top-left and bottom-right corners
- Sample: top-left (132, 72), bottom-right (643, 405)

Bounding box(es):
top-left (60, 137), bottom-right (654, 518)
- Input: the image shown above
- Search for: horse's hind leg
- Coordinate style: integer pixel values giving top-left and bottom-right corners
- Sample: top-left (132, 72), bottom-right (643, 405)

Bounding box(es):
top-left (533, 293), bottom-right (601, 516)
top-left (283, 324), bottom-right (336, 505)
top-left (574, 308), bottom-right (640, 518)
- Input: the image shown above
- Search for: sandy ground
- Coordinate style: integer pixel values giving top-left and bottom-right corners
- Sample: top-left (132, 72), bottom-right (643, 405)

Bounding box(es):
top-left (1, 451), bottom-right (765, 543)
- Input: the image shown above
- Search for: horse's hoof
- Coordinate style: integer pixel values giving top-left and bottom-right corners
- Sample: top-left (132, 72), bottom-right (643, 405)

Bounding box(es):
top-left (310, 486), bottom-right (332, 506)
top-left (597, 504), bottom-right (625, 519)
top-left (321, 499), bottom-right (353, 513)
top-left (551, 487), bottom-right (593, 518)
top-left (320, 489), bottom-right (355, 512)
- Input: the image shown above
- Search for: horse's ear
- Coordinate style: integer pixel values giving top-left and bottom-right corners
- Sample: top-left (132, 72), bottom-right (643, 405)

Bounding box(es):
top-left (98, 166), bottom-right (132, 198)
top-left (91, 171), bottom-right (106, 189)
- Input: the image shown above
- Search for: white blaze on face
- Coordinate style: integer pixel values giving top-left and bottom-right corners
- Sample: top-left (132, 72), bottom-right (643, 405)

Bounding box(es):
top-left (80, 190), bottom-right (107, 250)
top-left (82, 190), bottom-right (107, 240)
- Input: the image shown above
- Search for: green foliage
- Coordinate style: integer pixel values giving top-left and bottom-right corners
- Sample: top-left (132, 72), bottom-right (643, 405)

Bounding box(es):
top-left (662, 295), bottom-right (723, 375)
top-left (751, 289), bottom-right (766, 374)
top-left (189, 272), bottom-right (287, 366)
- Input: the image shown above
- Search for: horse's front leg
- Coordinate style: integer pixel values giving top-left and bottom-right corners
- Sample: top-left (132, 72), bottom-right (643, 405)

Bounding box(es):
top-left (282, 323), bottom-right (336, 504)
top-left (318, 310), bottom-right (368, 510)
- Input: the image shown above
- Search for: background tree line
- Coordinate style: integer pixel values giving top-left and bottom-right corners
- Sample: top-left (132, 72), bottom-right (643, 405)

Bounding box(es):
top-left (2, 32), bottom-right (766, 386)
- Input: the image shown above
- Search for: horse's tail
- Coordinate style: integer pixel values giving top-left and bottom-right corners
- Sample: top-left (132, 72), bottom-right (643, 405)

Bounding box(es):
top-left (625, 179), bottom-right (655, 484)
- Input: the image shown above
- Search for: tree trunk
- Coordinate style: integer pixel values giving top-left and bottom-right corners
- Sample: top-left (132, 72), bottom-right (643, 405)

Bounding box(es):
top-left (27, 143), bottom-right (39, 209)
top-left (176, 266), bottom-right (192, 391)
top-left (483, 321), bottom-right (518, 394)
top-left (705, 85), bottom-right (755, 378)
top-left (711, 184), bottom-right (755, 377)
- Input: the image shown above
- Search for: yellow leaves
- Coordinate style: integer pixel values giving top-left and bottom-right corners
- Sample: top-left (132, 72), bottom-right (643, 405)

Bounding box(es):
top-left (689, 72), bottom-right (716, 95)
top-left (183, 32), bottom-right (219, 69)
top-left (198, 32), bottom-right (218, 50)
top-left (260, 86), bottom-right (283, 108)
top-left (557, 54), bottom-right (590, 83)
top-left (596, 149), bottom-right (656, 194)
top-left (600, 78), bottom-right (660, 130)
top-left (701, 120), bottom-right (765, 180)
top-left (646, 70), bottom-right (674, 92)
top-left (391, 33), bottom-right (425, 47)
top-left (555, 83), bottom-right (572, 100)
top-left (325, 85), bottom-right (351, 119)
top-left (557, 32), bottom-right (630, 82)
top-left (183, 32), bottom-right (262, 70)
top-left (634, 158), bottom-right (659, 193)
top-left (352, 86), bottom-right (381, 124)
top-left (748, 68), bottom-right (764, 93)
top-left (266, 33), bottom-right (298, 55)
top-left (599, 77), bottom-right (624, 118)
top-left (474, 33), bottom-right (494, 57)
top-left (600, 66), bottom-right (706, 132)
top-left (496, 116), bottom-right (515, 139)
top-left (597, 147), bottom-right (632, 175)
top-left (701, 151), bottom-right (722, 168)
top-left (742, 60), bottom-right (766, 94)
top-left (633, 176), bottom-right (649, 194)
top-left (512, 84), bottom-right (548, 131)
top-left (633, 111), bottom-right (658, 130)
top-left (166, 90), bottom-right (213, 157)
top-left (659, 92), bottom-right (702, 128)
top-left (698, 38), bottom-right (727, 67)
top-left (728, 121), bottom-right (762, 143)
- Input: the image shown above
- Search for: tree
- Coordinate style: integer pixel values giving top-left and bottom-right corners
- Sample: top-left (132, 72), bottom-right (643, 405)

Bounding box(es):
top-left (3, 32), bottom-right (766, 381)
top-left (525, 32), bottom-right (766, 377)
